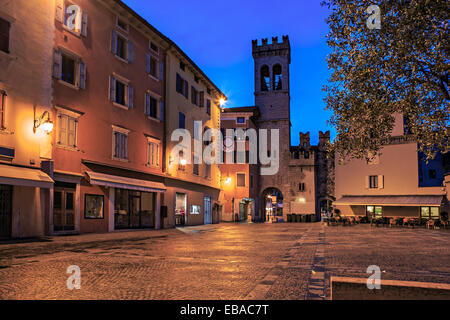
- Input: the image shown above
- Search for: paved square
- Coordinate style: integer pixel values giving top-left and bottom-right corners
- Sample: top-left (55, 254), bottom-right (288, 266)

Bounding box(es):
top-left (0, 223), bottom-right (449, 299)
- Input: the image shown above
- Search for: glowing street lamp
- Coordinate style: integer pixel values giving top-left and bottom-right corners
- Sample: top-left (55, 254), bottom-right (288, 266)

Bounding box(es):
top-left (33, 109), bottom-right (53, 134)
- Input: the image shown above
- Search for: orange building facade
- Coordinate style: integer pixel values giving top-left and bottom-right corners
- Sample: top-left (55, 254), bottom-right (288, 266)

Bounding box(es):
top-left (220, 107), bottom-right (260, 222)
top-left (49, 0), bottom-right (169, 235)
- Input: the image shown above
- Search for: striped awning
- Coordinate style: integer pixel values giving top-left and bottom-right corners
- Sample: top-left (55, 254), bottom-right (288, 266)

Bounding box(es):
top-left (86, 171), bottom-right (166, 193)
top-left (334, 195), bottom-right (444, 207)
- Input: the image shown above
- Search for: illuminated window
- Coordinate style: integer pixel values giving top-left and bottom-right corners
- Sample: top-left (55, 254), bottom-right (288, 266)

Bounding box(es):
top-left (421, 206), bottom-right (440, 219)
top-left (366, 206), bottom-right (383, 218)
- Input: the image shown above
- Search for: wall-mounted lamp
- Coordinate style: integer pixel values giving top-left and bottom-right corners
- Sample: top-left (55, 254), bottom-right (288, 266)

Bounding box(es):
top-left (33, 108), bottom-right (53, 134)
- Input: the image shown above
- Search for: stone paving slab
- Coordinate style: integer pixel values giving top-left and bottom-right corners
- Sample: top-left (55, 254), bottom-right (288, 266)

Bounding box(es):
top-left (0, 223), bottom-right (448, 299)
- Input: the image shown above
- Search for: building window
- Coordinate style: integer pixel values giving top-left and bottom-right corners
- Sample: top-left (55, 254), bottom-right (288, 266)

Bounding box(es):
top-left (236, 117), bottom-right (245, 124)
top-left (150, 41), bottom-right (159, 53)
top-left (237, 173), bottom-right (246, 187)
top-left (53, 50), bottom-right (86, 89)
top-left (180, 61), bottom-right (185, 71)
top-left (145, 93), bottom-right (158, 119)
top-left (190, 205), bottom-right (201, 215)
top-left (421, 206), bottom-right (440, 220)
top-left (179, 112), bottom-right (185, 129)
top-left (176, 73), bottom-right (189, 99)
top-left (369, 175), bottom-right (378, 189)
top-left (111, 30), bottom-right (133, 63)
top-left (304, 151), bottom-right (310, 159)
top-left (366, 206), bottom-right (383, 219)
top-left (113, 129), bottom-right (128, 160)
top-left (0, 90), bottom-right (6, 129)
top-left (191, 86), bottom-right (200, 106)
top-left (61, 54), bottom-right (76, 85)
top-left (57, 113), bottom-right (78, 149)
top-left (146, 53), bottom-right (159, 79)
top-left (205, 164), bottom-right (211, 179)
top-left (116, 17), bottom-right (128, 32)
top-left (193, 156), bottom-right (199, 175)
top-left (299, 183), bottom-right (305, 192)
top-left (0, 17), bottom-right (10, 54)
top-left (110, 76), bottom-right (133, 108)
top-left (206, 99), bottom-right (211, 115)
top-left (147, 139), bottom-right (160, 167)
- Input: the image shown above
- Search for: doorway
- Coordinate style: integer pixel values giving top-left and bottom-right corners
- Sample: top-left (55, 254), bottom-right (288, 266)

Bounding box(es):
top-left (204, 196), bottom-right (212, 224)
top-left (114, 189), bottom-right (155, 229)
top-left (0, 184), bottom-right (12, 238)
top-left (175, 192), bottom-right (187, 226)
top-left (54, 187), bottom-right (76, 232)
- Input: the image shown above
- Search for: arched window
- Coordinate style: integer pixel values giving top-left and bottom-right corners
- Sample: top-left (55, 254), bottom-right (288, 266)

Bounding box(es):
top-left (260, 65), bottom-right (270, 92)
top-left (273, 64), bottom-right (282, 90)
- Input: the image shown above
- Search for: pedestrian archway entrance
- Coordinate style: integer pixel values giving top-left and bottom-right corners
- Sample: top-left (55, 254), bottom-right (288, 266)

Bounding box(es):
top-left (261, 188), bottom-right (283, 222)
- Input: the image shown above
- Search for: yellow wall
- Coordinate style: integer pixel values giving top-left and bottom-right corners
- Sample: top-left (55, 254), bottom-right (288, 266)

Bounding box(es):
top-left (0, 0), bottom-right (54, 166)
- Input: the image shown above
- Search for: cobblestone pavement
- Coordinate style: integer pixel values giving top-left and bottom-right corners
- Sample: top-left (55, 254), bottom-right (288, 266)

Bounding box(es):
top-left (0, 223), bottom-right (449, 300)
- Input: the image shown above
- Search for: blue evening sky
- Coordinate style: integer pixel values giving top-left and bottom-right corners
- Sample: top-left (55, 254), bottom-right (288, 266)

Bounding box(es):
top-left (123, 0), bottom-right (334, 145)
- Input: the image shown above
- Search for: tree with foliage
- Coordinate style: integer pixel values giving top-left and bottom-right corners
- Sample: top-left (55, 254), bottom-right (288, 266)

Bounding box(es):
top-left (322, 0), bottom-right (449, 160)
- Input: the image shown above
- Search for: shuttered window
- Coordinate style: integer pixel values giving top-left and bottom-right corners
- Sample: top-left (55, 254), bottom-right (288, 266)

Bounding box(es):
top-left (145, 93), bottom-right (158, 118)
top-left (147, 141), bottom-right (160, 167)
top-left (237, 173), bottom-right (246, 187)
top-left (57, 114), bottom-right (78, 148)
top-left (113, 131), bottom-right (128, 160)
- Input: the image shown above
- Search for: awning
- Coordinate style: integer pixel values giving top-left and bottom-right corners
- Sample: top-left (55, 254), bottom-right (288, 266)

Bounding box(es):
top-left (334, 195), bottom-right (444, 207)
top-left (0, 164), bottom-right (53, 188)
top-left (85, 171), bottom-right (166, 193)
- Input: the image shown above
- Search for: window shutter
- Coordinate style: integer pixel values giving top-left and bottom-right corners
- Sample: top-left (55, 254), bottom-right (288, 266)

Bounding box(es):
top-left (145, 92), bottom-right (150, 115)
top-left (146, 53), bottom-right (150, 74)
top-left (159, 60), bottom-right (163, 81)
top-left (109, 76), bottom-right (116, 101)
top-left (128, 41), bottom-right (134, 63)
top-left (124, 134), bottom-right (128, 159)
top-left (128, 85), bottom-right (134, 108)
top-left (55, 0), bottom-right (64, 23)
top-left (59, 114), bottom-right (67, 146)
top-left (159, 100), bottom-right (164, 121)
top-left (53, 50), bottom-right (62, 79)
top-left (184, 81), bottom-right (188, 99)
top-left (68, 117), bottom-right (76, 147)
top-left (176, 73), bottom-right (181, 93)
top-left (378, 175), bottom-right (384, 189)
top-left (81, 12), bottom-right (88, 37)
top-left (365, 176), bottom-right (369, 189)
top-left (111, 30), bottom-right (117, 54)
top-left (200, 91), bottom-right (204, 107)
top-left (79, 61), bottom-right (86, 89)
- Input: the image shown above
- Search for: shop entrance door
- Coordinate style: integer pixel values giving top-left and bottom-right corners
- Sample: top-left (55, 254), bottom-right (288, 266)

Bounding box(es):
top-left (54, 187), bottom-right (75, 232)
top-left (129, 194), bottom-right (141, 228)
top-left (0, 185), bottom-right (12, 238)
top-left (204, 196), bottom-right (212, 224)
